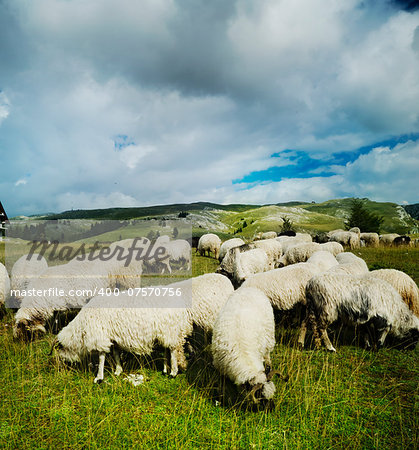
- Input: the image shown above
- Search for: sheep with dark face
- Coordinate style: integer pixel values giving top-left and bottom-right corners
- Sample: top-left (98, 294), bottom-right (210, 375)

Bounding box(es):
top-left (393, 235), bottom-right (411, 246)
top-left (305, 273), bottom-right (419, 352)
top-left (212, 287), bottom-right (286, 406)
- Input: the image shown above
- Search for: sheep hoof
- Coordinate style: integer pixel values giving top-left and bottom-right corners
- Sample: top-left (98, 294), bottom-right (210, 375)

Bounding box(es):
top-left (114, 369), bottom-right (123, 376)
top-left (327, 346), bottom-right (337, 353)
top-left (94, 378), bottom-right (103, 384)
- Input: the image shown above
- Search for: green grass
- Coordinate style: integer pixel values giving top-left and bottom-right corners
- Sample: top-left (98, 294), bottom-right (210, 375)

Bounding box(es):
top-left (1, 249), bottom-right (418, 449)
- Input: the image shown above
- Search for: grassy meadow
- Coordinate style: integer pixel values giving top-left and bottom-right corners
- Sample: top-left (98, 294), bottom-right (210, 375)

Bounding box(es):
top-left (0, 248), bottom-right (418, 449)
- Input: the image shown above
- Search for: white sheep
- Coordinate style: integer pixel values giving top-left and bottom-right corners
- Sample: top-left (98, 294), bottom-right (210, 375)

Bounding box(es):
top-left (295, 233), bottom-right (312, 243)
top-left (252, 239), bottom-right (282, 269)
top-left (198, 233), bottom-right (222, 259)
top-left (379, 234), bottom-right (400, 246)
top-left (278, 242), bottom-right (321, 266)
top-left (318, 242), bottom-right (344, 256)
top-left (360, 232), bottom-right (379, 248)
top-left (348, 227), bottom-right (361, 236)
top-left (305, 273), bottom-right (419, 351)
top-left (329, 231), bottom-right (360, 249)
top-left (231, 247), bottom-right (269, 288)
top-left (109, 237), bottom-right (169, 276)
top-left (13, 250), bottom-right (144, 339)
top-left (369, 269), bottom-right (419, 317)
top-left (241, 261), bottom-right (328, 348)
top-left (329, 252), bottom-right (369, 276)
top-left (212, 287), bottom-right (282, 404)
top-left (0, 262), bottom-right (10, 314)
top-left (163, 239), bottom-right (191, 271)
top-left (219, 238), bottom-right (245, 261)
top-left (261, 231), bottom-right (277, 240)
top-left (305, 251), bottom-right (338, 273)
top-left (55, 273), bottom-right (234, 382)
top-left (216, 240), bottom-right (280, 279)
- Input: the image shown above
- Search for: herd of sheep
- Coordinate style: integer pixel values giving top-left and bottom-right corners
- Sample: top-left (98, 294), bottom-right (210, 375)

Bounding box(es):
top-left (0, 226), bottom-right (418, 408)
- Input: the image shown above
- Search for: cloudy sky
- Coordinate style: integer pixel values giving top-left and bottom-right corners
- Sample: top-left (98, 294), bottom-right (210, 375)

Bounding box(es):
top-left (0, 0), bottom-right (418, 216)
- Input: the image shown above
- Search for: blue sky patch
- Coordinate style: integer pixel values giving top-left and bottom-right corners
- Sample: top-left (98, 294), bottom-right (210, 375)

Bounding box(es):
top-left (234, 133), bottom-right (419, 184)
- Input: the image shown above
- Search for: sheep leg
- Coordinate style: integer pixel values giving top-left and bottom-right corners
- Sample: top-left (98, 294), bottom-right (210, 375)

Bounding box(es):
top-left (169, 348), bottom-right (178, 377)
top-left (377, 327), bottom-right (390, 349)
top-left (297, 318), bottom-right (308, 349)
top-left (175, 345), bottom-right (188, 372)
top-left (163, 348), bottom-right (170, 375)
top-left (113, 346), bottom-right (123, 376)
top-left (94, 352), bottom-right (106, 383)
top-left (320, 328), bottom-right (336, 352)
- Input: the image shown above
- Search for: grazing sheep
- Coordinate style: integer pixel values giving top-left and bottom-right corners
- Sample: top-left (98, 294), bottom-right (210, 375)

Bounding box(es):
top-left (109, 238), bottom-right (170, 275)
top-left (261, 231), bottom-right (278, 240)
top-left (212, 287), bottom-right (283, 405)
top-left (319, 242), bottom-right (344, 256)
top-left (219, 238), bottom-right (246, 262)
top-left (217, 240), bottom-right (281, 279)
top-left (360, 233), bottom-right (379, 248)
top-left (313, 232), bottom-right (329, 244)
top-left (55, 273), bottom-right (234, 382)
top-left (326, 229), bottom-right (345, 238)
top-left (379, 234), bottom-right (399, 246)
top-left (275, 236), bottom-right (298, 253)
top-left (332, 252), bottom-right (369, 275)
top-left (393, 235), bottom-right (411, 246)
top-left (231, 247), bottom-right (269, 288)
top-left (278, 242), bottom-right (321, 266)
top-left (335, 252), bottom-right (368, 270)
top-left (1, 262), bottom-right (10, 315)
top-left (306, 251), bottom-right (338, 273)
top-left (242, 261), bottom-right (327, 347)
top-left (295, 233), bottom-right (312, 243)
top-left (305, 273), bottom-right (419, 351)
top-left (242, 262), bottom-right (322, 311)
top-left (329, 231), bottom-right (360, 249)
top-left (163, 239), bottom-right (191, 271)
top-left (348, 227), bottom-right (361, 236)
top-left (252, 239), bottom-right (282, 269)
top-left (13, 251), bottom-right (144, 340)
top-left (198, 233), bottom-right (222, 259)
top-left (369, 269), bottom-right (419, 317)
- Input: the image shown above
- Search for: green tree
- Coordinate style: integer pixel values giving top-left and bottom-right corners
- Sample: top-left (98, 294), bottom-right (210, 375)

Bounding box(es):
top-left (281, 217), bottom-right (294, 233)
top-left (345, 199), bottom-right (384, 233)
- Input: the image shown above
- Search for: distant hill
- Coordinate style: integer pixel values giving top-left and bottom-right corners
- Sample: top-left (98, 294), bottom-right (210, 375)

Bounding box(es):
top-left (404, 203), bottom-right (419, 220)
top-left (36, 197), bottom-right (418, 236)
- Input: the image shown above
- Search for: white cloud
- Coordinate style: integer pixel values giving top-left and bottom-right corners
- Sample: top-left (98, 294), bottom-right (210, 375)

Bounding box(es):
top-left (15, 178), bottom-right (27, 186)
top-left (1, 0), bottom-right (418, 216)
top-left (0, 92), bottom-right (10, 124)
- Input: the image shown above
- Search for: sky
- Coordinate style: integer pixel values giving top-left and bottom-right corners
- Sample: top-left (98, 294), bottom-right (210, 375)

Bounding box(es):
top-left (0, 0), bottom-right (418, 217)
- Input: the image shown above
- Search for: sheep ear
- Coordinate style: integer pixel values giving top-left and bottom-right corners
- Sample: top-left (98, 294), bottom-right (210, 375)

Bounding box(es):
top-left (266, 370), bottom-right (289, 382)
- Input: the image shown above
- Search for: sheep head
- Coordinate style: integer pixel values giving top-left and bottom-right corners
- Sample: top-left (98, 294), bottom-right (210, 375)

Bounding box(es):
top-left (13, 318), bottom-right (47, 341)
